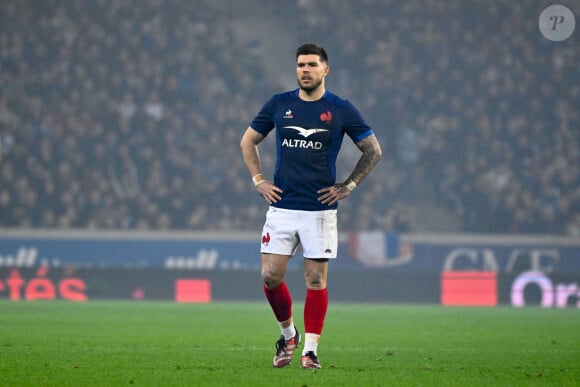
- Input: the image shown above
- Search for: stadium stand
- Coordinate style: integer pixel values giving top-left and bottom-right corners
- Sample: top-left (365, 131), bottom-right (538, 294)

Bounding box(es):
top-left (0, 0), bottom-right (578, 236)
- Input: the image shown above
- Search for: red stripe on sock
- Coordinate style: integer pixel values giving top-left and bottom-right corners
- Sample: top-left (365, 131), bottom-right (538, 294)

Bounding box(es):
top-left (304, 288), bottom-right (328, 335)
top-left (264, 282), bottom-right (293, 322)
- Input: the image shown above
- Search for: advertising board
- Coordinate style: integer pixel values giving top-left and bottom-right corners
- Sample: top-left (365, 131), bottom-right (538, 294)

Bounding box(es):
top-left (1, 230), bottom-right (578, 306)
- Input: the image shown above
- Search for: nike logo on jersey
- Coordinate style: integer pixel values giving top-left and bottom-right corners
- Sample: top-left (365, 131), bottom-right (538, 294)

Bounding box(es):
top-left (284, 126), bottom-right (329, 138)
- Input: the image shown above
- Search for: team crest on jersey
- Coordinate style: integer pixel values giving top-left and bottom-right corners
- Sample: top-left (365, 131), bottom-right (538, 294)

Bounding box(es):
top-left (320, 110), bottom-right (332, 124)
top-left (283, 109), bottom-right (293, 119)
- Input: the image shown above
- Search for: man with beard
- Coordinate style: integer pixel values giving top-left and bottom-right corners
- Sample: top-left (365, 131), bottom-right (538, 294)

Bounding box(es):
top-left (240, 43), bottom-right (382, 369)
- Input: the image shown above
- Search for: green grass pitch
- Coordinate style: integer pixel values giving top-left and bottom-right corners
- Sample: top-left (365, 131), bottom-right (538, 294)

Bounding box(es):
top-left (1, 301), bottom-right (579, 386)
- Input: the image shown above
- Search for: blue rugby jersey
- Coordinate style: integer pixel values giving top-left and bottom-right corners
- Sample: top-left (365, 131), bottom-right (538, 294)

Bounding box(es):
top-left (250, 89), bottom-right (374, 211)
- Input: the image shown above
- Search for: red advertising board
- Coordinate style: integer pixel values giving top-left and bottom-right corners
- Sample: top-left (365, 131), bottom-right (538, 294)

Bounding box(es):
top-left (441, 271), bottom-right (498, 306)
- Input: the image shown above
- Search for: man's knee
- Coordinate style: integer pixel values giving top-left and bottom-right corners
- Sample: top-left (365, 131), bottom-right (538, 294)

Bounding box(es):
top-left (262, 267), bottom-right (284, 288)
top-left (305, 269), bottom-right (327, 289)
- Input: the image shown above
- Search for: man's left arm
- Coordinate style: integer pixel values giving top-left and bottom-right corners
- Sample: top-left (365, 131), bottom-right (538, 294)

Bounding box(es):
top-left (345, 134), bottom-right (382, 187)
top-left (318, 134), bottom-right (382, 205)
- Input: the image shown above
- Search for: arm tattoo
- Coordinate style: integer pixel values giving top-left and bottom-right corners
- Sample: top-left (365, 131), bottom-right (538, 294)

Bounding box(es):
top-left (347, 134), bottom-right (382, 185)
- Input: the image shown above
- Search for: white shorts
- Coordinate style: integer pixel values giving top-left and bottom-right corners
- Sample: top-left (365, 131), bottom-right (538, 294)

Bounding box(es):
top-left (260, 207), bottom-right (338, 259)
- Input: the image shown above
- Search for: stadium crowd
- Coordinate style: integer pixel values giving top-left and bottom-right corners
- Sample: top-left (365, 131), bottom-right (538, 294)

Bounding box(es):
top-left (0, 0), bottom-right (578, 236)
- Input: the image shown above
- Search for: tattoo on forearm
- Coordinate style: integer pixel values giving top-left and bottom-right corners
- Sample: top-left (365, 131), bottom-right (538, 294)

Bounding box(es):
top-left (348, 135), bottom-right (382, 184)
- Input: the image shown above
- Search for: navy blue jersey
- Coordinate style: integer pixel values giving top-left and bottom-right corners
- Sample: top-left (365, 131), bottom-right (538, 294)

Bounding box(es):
top-left (250, 89), bottom-right (374, 211)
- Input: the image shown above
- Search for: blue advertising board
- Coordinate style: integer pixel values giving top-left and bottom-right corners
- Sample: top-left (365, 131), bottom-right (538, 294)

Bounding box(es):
top-left (0, 237), bottom-right (261, 269)
top-left (1, 231), bottom-right (579, 274)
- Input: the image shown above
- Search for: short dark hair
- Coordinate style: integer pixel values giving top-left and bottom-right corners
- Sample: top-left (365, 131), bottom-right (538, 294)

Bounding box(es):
top-left (296, 43), bottom-right (328, 63)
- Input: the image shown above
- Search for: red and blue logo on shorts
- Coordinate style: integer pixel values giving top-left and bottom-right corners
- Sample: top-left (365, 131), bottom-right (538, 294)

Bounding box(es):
top-left (262, 232), bottom-right (270, 245)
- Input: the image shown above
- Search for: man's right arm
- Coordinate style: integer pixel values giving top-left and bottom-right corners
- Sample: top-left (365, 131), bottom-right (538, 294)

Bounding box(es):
top-left (240, 127), bottom-right (282, 204)
top-left (240, 127), bottom-right (265, 179)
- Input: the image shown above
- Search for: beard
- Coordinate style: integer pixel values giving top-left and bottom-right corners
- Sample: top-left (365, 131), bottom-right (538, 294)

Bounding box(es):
top-left (298, 77), bottom-right (323, 93)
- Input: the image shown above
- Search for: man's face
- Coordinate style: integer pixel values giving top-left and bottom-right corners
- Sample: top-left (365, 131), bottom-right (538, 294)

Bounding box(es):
top-left (296, 54), bottom-right (329, 92)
